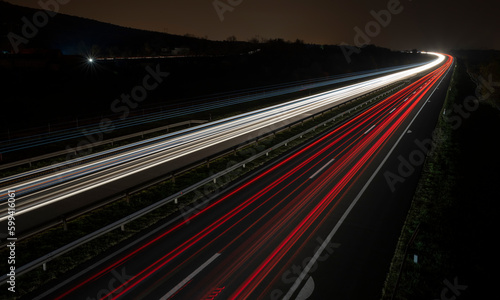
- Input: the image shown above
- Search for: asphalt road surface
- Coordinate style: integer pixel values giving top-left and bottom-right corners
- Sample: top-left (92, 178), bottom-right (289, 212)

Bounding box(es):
top-left (0, 54), bottom-right (445, 236)
top-left (32, 54), bottom-right (453, 299)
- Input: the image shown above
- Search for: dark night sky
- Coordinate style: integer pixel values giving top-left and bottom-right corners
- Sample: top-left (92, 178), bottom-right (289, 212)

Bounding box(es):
top-left (6, 0), bottom-right (500, 51)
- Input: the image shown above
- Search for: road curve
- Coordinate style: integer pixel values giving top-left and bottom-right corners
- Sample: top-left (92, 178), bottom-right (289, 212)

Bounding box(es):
top-left (0, 54), bottom-right (445, 235)
top-left (34, 54), bottom-right (453, 300)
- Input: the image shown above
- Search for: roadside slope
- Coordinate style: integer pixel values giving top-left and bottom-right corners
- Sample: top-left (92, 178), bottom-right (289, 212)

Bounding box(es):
top-left (382, 54), bottom-right (500, 299)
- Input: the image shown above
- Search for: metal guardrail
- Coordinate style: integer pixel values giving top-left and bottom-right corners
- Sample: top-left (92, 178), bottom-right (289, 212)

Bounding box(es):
top-left (0, 83), bottom-right (404, 284)
top-left (0, 120), bottom-right (207, 171)
top-left (0, 84), bottom-right (402, 244)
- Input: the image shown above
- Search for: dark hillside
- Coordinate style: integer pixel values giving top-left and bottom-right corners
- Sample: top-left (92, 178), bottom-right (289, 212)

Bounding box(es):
top-left (1, 1), bottom-right (431, 131)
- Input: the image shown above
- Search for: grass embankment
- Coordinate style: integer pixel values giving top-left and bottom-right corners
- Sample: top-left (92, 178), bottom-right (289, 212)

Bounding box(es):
top-left (0, 82), bottom-right (405, 299)
top-left (382, 56), bottom-right (500, 299)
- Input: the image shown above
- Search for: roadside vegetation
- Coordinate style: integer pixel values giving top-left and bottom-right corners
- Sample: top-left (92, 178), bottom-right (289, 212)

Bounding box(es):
top-left (382, 50), bottom-right (500, 299)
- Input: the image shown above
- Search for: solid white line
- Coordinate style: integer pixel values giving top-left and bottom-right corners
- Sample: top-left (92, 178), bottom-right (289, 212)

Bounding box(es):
top-left (310, 158), bottom-right (335, 179)
top-left (160, 253), bottom-right (221, 300)
top-left (364, 124), bottom-right (376, 135)
top-left (283, 59), bottom-right (453, 300)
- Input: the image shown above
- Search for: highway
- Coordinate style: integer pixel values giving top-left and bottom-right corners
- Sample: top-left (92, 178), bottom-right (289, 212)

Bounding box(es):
top-left (0, 53), bottom-right (445, 235)
top-left (33, 54), bottom-right (454, 299)
top-left (0, 60), bottom-right (429, 155)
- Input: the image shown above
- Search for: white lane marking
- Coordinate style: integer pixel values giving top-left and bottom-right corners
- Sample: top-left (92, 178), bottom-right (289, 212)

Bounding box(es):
top-left (364, 124), bottom-right (376, 135)
top-left (310, 158), bottom-right (335, 179)
top-left (33, 200), bottom-right (212, 300)
top-left (283, 59), bottom-right (453, 300)
top-left (160, 253), bottom-right (221, 300)
top-left (389, 108), bottom-right (396, 114)
top-left (295, 276), bottom-right (315, 300)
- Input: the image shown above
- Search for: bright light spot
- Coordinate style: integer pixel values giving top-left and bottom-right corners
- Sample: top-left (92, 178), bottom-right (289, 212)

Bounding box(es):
top-left (88, 58), bottom-right (94, 63)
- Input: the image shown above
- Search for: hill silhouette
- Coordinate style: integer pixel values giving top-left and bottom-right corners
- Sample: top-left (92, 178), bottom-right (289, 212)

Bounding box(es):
top-left (0, 0), bottom-right (253, 56)
top-left (0, 1), bottom-right (430, 131)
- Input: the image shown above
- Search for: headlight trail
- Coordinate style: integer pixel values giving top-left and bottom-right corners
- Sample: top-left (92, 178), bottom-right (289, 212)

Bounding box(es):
top-left (0, 54), bottom-right (444, 224)
top-left (46, 54), bottom-right (453, 300)
top-left (0, 61), bottom-right (429, 154)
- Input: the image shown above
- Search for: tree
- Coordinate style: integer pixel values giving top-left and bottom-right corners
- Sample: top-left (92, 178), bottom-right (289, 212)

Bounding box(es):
top-left (248, 35), bottom-right (262, 44)
top-left (225, 35), bottom-right (237, 42)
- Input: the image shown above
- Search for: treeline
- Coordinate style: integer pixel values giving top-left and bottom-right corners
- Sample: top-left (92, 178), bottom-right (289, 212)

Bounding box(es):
top-left (0, 1), bottom-right (430, 131)
top-left (0, 1), bottom-right (253, 56)
top-left (0, 43), bottom-right (429, 131)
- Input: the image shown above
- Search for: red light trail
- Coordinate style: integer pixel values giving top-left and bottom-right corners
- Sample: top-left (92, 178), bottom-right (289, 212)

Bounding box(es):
top-left (53, 54), bottom-right (453, 300)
